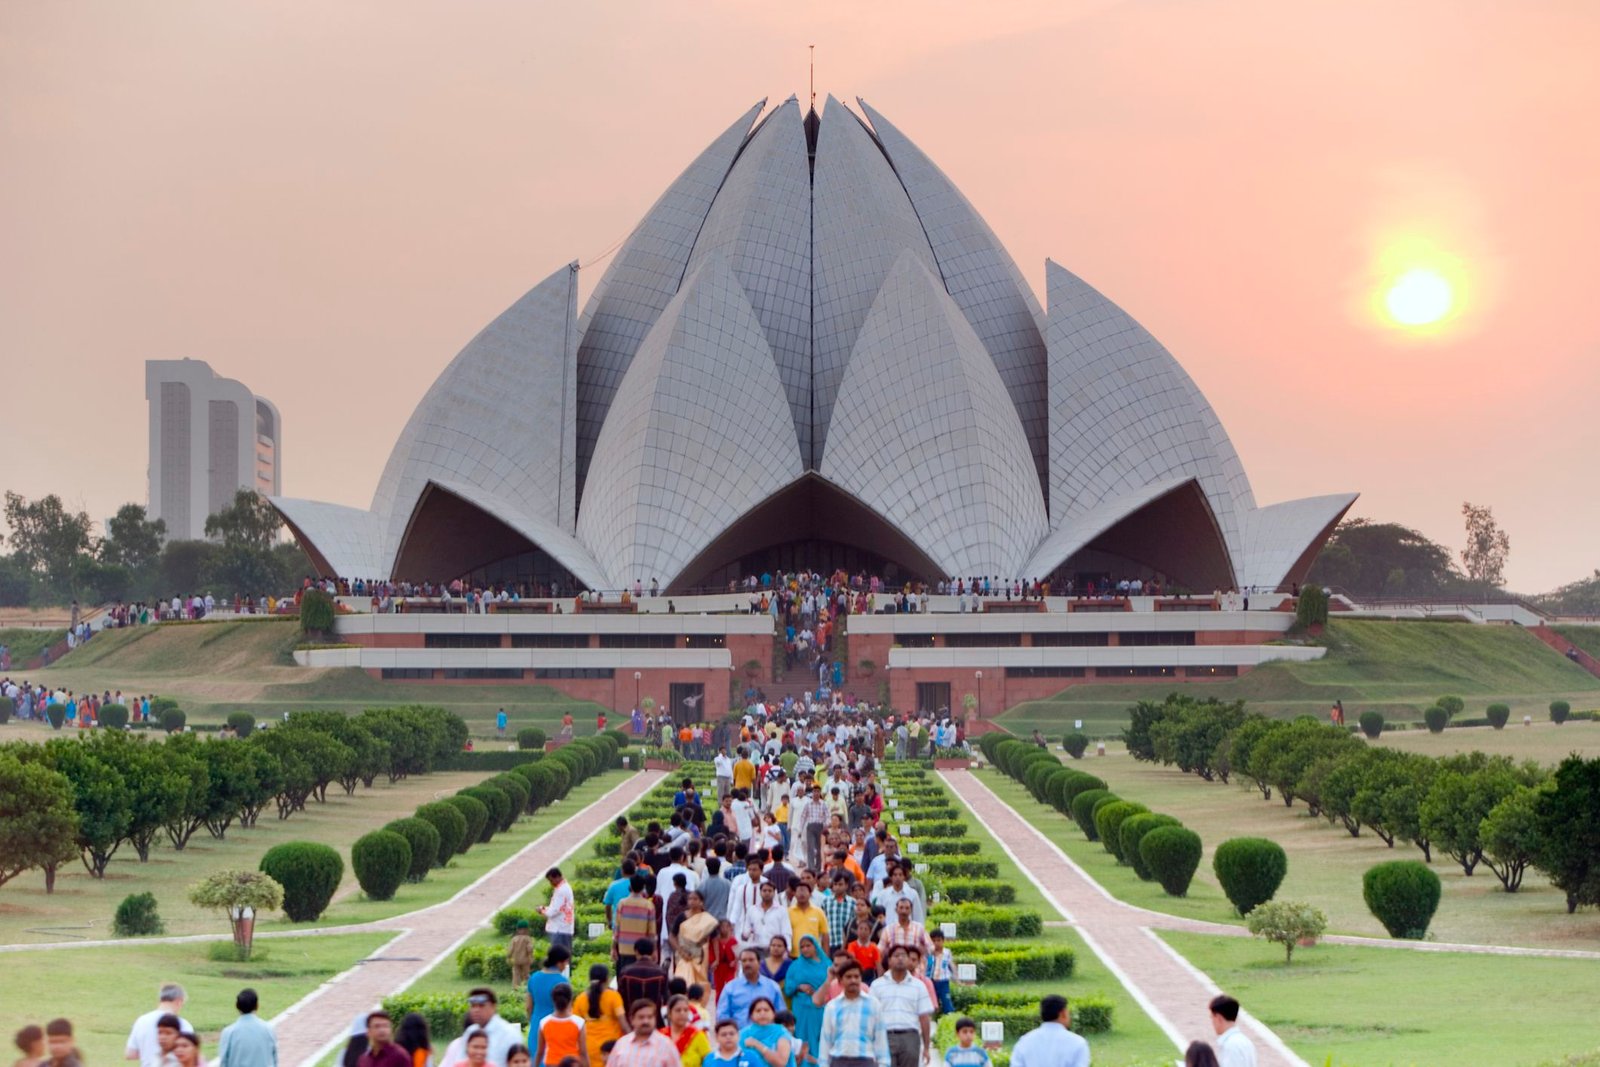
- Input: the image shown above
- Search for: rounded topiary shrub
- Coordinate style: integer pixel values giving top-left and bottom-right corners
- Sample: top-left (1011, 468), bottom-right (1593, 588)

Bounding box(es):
top-left (1071, 789), bottom-right (1114, 839)
top-left (1120, 813), bottom-right (1182, 881)
top-left (351, 830), bottom-right (411, 902)
top-left (1423, 705), bottom-right (1448, 734)
top-left (541, 760), bottom-right (572, 802)
top-left (1437, 695), bottom-right (1465, 718)
top-left (1485, 703), bottom-right (1510, 730)
top-left (1141, 826), bottom-right (1204, 897)
top-left (490, 774), bottom-right (531, 819)
top-left (415, 801), bottom-right (468, 864)
top-left (260, 841), bottom-right (345, 921)
top-left (1213, 837), bottom-right (1288, 915)
top-left (113, 892), bottom-right (164, 936)
top-left (1358, 710), bottom-right (1384, 739)
top-left (444, 794), bottom-right (488, 852)
top-left (461, 785), bottom-right (511, 837)
top-left (1062, 732), bottom-right (1090, 760)
top-left (1024, 759), bottom-right (1059, 801)
top-left (523, 763), bottom-right (559, 808)
top-left (46, 703), bottom-right (66, 729)
top-left (1056, 772), bottom-right (1106, 814)
top-left (1095, 801), bottom-right (1149, 862)
top-left (517, 727), bottom-right (546, 751)
top-left (1363, 860), bottom-right (1442, 939)
top-left (383, 817), bottom-right (441, 882)
top-left (99, 703), bottom-right (130, 731)
top-left (1550, 700), bottom-right (1571, 725)
top-left (227, 711), bottom-right (257, 738)
top-left (994, 739), bottom-right (1028, 777)
top-left (160, 707), bottom-right (187, 734)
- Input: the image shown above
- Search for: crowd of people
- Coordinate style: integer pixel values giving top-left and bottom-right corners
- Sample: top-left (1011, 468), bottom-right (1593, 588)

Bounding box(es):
top-left (0, 677), bottom-right (168, 727)
top-left (12, 983), bottom-right (278, 1067)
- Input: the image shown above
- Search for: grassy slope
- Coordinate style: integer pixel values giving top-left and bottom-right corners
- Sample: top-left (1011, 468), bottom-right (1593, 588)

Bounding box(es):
top-left (1554, 624), bottom-right (1600, 660)
top-left (0, 627), bottom-right (66, 663)
top-left (1000, 619), bottom-right (1600, 735)
top-left (1158, 930), bottom-right (1600, 1067)
top-left (0, 933), bottom-right (392, 1067)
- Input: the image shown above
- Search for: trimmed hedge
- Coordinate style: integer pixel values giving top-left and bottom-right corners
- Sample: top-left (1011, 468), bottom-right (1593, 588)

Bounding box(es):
top-left (1140, 826), bottom-right (1203, 897)
top-left (489, 774), bottom-right (531, 821)
top-left (493, 905), bottom-right (607, 938)
top-left (1213, 837), bottom-right (1287, 915)
top-left (922, 858), bottom-right (1000, 879)
top-left (1423, 706), bottom-right (1448, 734)
top-left (1055, 772), bottom-right (1107, 815)
top-left (518, 727), bottom-right (547, 750)
top-left (1358, 710), bottom-right (1384, 739)
top-left (99, 704), bottom-right (130, 731)
top-left (953, 941), bottom-right (1075, 982)
top-left (460, 785), bottom-right (510, 838)
top-left (1095, 801), bottom-right (1150, 862)
top-left (1119, 813), bottom-right (1181, 881)
top-left (1486, 703), bottom-right (1511, 730)
top-left (160, 707), bottom-right (187, 734)
top-left (1550, 700), bottom-right (1571, 725)
top-left (444, 794), bottom-right (489, 852)
top-left (260, 841), bottom-right (344, 921)
top-left (351, 830), bottom-right (411, 902)
top-left (1363, 860), bottom-right (1441, 939)
top-left (383, 817), bottom-right (441, 881)
top-left (915, 838), bottom-right (982, 856)
top-left (415, 801), bottom-right (468, 863)
top-left (227, 711), bottom-right (256, 737)
top-left (937, 878), bottom-right (1017, 905)
top-left (1071, 789), bottom-right (1114, 839)
top-left (935, 996), bottom-right (1113, 1039)
top-left (926, 904), bottom-right (1043, 939)
top-left (383, 993), bottom-right (529, 1043)
top-left (1062, 732), bottom-right (1090, 760)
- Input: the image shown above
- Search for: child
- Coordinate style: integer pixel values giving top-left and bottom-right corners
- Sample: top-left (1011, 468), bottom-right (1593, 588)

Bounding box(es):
top-left (534, 984), bottom-right (587, 1067)
top-left (773, 1011), bottom-right (800, 1067)
top-left (847, 918), bottom-right (881, 984)
top-left (705, 1020), bottom-right (742, 1067)
top-left (943, 1018), bottom-right (990, 1067)
top-left (927, 929), bottom-right (956, 1015)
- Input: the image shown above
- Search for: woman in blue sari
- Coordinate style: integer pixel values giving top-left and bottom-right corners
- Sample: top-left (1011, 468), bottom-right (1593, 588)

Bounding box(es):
top-left (783, 935), bottom-right (828, 1066)
top-left (738, 997), bottom-right (793, 1067)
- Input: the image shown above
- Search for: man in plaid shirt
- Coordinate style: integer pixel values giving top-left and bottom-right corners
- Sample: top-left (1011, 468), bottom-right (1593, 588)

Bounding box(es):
top-left (820, 871), bottom-right (856, 954)
top-left (818, 958), bottom-right (889, 1067)
top-left (799, 784), bottom-right (830, 871)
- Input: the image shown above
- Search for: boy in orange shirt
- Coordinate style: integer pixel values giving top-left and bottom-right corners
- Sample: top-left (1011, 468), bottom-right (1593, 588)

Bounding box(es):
top-left (534, 985), bottom-right (588, 1067)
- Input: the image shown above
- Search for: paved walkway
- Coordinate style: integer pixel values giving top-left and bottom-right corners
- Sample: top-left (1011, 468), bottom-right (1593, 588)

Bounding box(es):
top-left (941, 769), bottom-right (1310, 1067)
top-left (268, 770), bottom-right (664, 1067)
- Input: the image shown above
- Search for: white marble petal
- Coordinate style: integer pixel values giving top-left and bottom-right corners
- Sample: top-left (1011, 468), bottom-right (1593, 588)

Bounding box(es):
top-left (269, 497), bottom-right (387, 580)
top-left (422, 478), bottom-right (611, 592)
top-left (1237, 493), bottom-right (1359, 591)
top-left (1020, 477), bottom-right (1196, 578)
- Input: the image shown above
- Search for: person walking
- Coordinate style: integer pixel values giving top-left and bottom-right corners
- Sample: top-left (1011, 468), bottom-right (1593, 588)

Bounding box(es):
top-left (1009, 996), bottom-right (1088, 1067)
top-left (356, 1013), bottom-right (411, 1067)
top-left (716, 949), bottom-right (785, 1030)
top-left (604, 1001), bottom-right (679, 1067)
top-left (217, 989), bottom-right (277, 1067)
top-left (541, 868), bottom-right (576, 953)
top-left (1208, 996), bottom-right (1256, 1067)
top-left (867, 947), bottom-right (931, 1067)
top-left (816, 958), bottom-right (887, 1067)
top-left (508, 922), bottom-right (536, 991)
top-left (126, 983), bottom-right (191, 1067)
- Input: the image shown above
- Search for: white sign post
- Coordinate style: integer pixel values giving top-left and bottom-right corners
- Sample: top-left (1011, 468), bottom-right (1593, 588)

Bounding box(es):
top-left (980, 1022), bottom-right (1004, 1046)
top-left (906, 841), bottom-right (920, 854)
top-left (956, 963), bottom-right (977, 983)
top-left (587, 922), bottom-right (606, 939)
top-left (914, 862), bottom-right (930, 874)
top-left (940, 922), bottom-right (958, 939)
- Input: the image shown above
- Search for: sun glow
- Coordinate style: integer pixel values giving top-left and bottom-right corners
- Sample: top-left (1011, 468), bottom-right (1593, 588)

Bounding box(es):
top-left (1385, 268), bottom-right (1453, 325)
top-left (1369, 236), bottom-right (1469, 336)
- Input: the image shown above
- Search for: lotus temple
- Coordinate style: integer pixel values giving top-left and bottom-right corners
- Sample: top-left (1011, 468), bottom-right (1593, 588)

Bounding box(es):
top-left (275, 94), bottom-right (1356, 717)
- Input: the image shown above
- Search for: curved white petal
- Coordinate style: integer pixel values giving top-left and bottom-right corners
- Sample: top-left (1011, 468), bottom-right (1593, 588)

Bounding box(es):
top-left (857, 98), bottom-right (1049, 496)
top-left (1021, 477), bottom-right (1195, 578)
top-left (574, 99), bottom-right (766, 495)
top-left (1237, 493), bottom-right (1359, 592)
top-left (811, 95), bottom-right (941, 464)
top-left (370, 261), bottom-right (581, 569)
top-left (577, 253), bottom-right (806, 588)
top-left (270, 497), bottom-right (387, 580)
top-left (821, 251), bottom-right (1047, 578)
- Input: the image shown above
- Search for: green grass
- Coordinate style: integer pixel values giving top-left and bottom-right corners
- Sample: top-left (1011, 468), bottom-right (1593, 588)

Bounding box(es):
top-left (0, 627), bottom-right (66, 663)
top-left (999, 619), bottom-right (1600, 736)
top-left (972, 731), bottom-right (1600, 950)
top-left (0, 932), bottom-right (393, 1067)
top-left (1554, 625), bottom-right (1600, 661)
top-left (1157, 930), bottom-right (1600, 1067)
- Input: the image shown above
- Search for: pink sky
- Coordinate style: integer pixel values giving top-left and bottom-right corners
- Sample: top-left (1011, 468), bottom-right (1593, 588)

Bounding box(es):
top-left (2, 1), bottom-right (1596, 592)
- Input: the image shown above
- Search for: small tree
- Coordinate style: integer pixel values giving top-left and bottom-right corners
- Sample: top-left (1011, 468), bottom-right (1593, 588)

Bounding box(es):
top-left (113, 892), bottom-right (165, 936)
top-left (1295, 586), bottom-right (1329, 629)
top-left (1062, 732), bottom-right (1090, 759)
top-left (299, 588), bottom-right (336, 640)
top-left (188, 869), bottom-right (284, 958)
top-left (1549, 700), bottom-right (1571, 725)
top-left (1460, 502), bottom-right (1511, 597)
top-left (962, 693), bottom-right (978, 715)
top-left (0, 755), bottom-right (79, 893)
top-left (1246, 900), bottom-right (1327, 963)
top-left (1358, 711), bottom-right (1384, 739)
top-left (1480, 786), bottom-right (1540, 892)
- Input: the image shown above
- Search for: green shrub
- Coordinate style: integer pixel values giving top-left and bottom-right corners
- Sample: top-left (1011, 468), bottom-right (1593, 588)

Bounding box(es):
top-left (1358, 710), bottom-right (1384, 739)
top-left (1119, 813), bottom-right (1181, 880)
top-left (415, 801), bottom-right (468, 863)
top-left (934, 996), bottom-right (1112, 1041)
top-left (1363, 860), bottom-right (1442, 939)
top-left (936, 878), bottom-right (1016, 905)
top-left (260, 842), bottom-right (344, 921)
top-left (160, 707), bottom-right (187, 734)
top-left (1071, 789), bottom-right (1114, 839)
top-left (1437, 695), bottom-right (1465, 718)
top-left (1423, 706), bottom-right (1448, 733)
top-left (1213, 837), bottom-right (1288, 915)
top-left (542, 760), bottom-right (573, 802)
top-left (1055, 772), bottom-right (1106, 814)
top-left (1062, 732), bottom-right (1090, 759)
top-left (45, 703), bottom-right (65, 729)
top-left (490, 774), bottom-right (531, 820)
top-left (917, 838), bottom-right (982, 856)
top-left (351, 830), bottom-right (411, 902)
top-left (383, 817), bottom-right (441, 882)
top-left (299, 588), bottom-right (336, 636)
top-left (93, 703), bottom-right (129, 730)
top-left (1550, 700), bottom-right (1571, 725)
top-left (113, 892), bottom-right (164, 936)
top-left (925, 904), bottom-right (1043, 939)
top-left (1024, 759), bottom-right (1059, 800)
top-left (1246, 899), bottom-right (1327, 962)
top-left (455, 943), bottom-right (514, 982)
top-left (460, 785), bottom-right (511, 837)
top-left (1141, 826), bottom-right (1203, 897)
top-left (444, 794), bottom-right (488, 851)
top-left (1296, 585), bottom-right (1329, 628)
top-left (517, 727), bottom-right (546, 751)
top-left (922, 858), bottom-right (1000, 878)
top-left (1095, 801), bottom-right (1149, 862)
top-left (150, 696), bottom-right (179, 718)
top-left (227, 711), bottom-right (257, 738)
top-left (1486, 703), bottom-right (1511, 730)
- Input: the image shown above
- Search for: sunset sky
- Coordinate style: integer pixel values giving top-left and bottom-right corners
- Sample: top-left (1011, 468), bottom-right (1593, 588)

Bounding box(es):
top-left (2, 1), bottom-right (1596, 592)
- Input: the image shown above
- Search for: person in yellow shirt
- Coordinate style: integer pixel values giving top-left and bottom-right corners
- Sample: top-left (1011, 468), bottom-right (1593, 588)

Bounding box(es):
top-left (787, 881), bottom-right (829, 948)
top-left (732, 749), bottom-right (757, 793)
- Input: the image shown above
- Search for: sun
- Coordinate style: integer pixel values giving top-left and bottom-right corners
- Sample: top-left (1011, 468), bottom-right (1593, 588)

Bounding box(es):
top-left (1385, 268), bottom-right (1453, 326)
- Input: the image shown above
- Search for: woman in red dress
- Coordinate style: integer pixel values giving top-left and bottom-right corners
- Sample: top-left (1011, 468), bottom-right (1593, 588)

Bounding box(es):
top-left (711, 917), bottom-right (738, 995)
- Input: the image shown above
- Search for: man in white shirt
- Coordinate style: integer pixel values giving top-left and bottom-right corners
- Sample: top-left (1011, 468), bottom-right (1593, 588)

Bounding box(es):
top-left (868, 946), bottom-right (933, 1067)
top-left (741, 880), bottom-right (793, 951)
top-left (714, 750), bottom-right (734, 801)
top-left (125, 983), bottom-right (191, 1067)
top-left (1010, 995), bottom-right (1089, 1067)
top-left (731, 791), bottom-right (758, 847)
top-left (656, 848), bottom-right (699, 902)
top-left (1210, 994), bottom-right (1257, 1067)
top-left (727, 855), bottom-right (765, 934)
top-left (440, 987), bottom-right (525, 1067)
top-left (540, 867), bottom-right (576, 952)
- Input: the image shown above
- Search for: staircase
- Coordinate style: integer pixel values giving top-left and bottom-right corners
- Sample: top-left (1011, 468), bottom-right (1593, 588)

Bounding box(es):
top-left (1530, 625), bottom-right (1600, 680)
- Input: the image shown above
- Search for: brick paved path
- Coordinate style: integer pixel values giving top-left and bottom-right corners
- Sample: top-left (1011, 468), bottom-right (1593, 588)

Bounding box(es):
top-left (941, 769), bottom-right (1309, 1067)
top-left (272, 770), bottom-right (664, 1066)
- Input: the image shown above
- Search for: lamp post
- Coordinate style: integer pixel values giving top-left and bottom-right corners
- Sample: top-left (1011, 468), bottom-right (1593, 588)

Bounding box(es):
top-left (975, 670), bottom-right (984, 720)
top-left (633, 671), bottom-right (641, 711)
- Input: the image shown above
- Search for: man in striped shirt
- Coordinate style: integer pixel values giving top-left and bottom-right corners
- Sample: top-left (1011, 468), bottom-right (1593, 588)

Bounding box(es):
top-left (604, 999), bottom-right (679, 1067)
top-left (878, 898), bottom-right (934, 961)
top-left (818, 958), bottom-right (889, 1067)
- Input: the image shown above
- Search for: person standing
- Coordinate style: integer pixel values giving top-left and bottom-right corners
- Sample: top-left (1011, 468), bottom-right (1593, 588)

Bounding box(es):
top-left (1009, 996), bottom-right (1088, 1067)
top-left (605, 1001), bottom-right (679, 1067)
top-left (817, 958), bottom-right (887, 1067)
top-left (442, 990), bottom-right (523, 1067)
top-left (217, 989), bottom-right (277, 1067)
top-left (508, 922), bottom-right (536, 991)
top-left (541, 868), bottom-right (576, 953)
top-left (867, 947), bottom-right (931, 1067)
top-left (741, 882), bottom-right (793, 954)
top-left (716, 949), bottom-right (786, 1030)
top-left (715, 750), bottom-right (735, 802)
top-left (126, 983), bottom-right (191, 1067)
top-left (356, 1013), bottom-right (411, 1067)
top-left (1208, 996), bottom-right (1255, 1067)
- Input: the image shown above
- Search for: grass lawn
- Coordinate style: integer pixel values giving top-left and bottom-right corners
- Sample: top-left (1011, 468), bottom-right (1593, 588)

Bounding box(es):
top-left (1157, 930), bottom-right (1600, 1067)
top-left (0, 932), bottom-right (392, 1067)
top-left (0, 767), bottom-right (632, 945)
top-left (972, 731), bottom-right (1600, 949)
top-left (0, 627), bottom-right (66, 663)
top-left (999, 619), bottom-right (1600, 736)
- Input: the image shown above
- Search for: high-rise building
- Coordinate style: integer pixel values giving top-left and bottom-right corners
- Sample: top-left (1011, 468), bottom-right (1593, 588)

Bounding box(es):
top-left (145, 359), bottom-right (281, 541)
